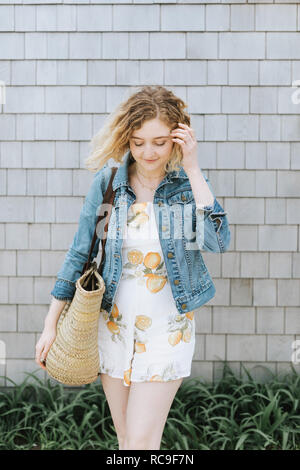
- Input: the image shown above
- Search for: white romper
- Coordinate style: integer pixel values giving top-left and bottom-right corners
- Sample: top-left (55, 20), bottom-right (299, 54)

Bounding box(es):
top-left (97, 201), bottom-right (196, 387)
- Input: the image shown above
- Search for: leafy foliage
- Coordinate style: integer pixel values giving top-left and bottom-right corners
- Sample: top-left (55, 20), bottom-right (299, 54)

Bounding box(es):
top-left (0, 362), bottom-right (300, 450)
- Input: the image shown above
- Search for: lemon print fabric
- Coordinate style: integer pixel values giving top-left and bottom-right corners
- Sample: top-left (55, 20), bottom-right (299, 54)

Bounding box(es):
top-left (122, 202), bottom-right (168, 292)
top-left (97, 201), bottom-right (196, 388)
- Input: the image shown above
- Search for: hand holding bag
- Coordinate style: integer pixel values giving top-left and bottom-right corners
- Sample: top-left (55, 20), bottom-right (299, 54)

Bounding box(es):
top-left (45, 167), bottom-right (118, 386)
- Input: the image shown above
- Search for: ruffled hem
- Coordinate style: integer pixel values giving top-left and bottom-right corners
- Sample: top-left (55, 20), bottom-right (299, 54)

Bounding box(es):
top-left (98, 368), bottom-right (192, 388)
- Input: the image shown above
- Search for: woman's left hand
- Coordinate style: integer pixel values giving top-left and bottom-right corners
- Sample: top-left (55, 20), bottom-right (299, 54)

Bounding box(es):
top-left (170, 123), bottom-right (199, 172)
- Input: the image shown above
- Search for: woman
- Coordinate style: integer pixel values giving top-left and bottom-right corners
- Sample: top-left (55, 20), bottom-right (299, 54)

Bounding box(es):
top-left (35, 85), bottom-right (230, 450)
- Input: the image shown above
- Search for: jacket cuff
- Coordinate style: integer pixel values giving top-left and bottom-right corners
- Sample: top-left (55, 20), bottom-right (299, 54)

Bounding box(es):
top-left (196, 202), bottom-right (215, 212)
top-left (50, 278), bottom-right (76, 301)
top-left (195, 197), bottom-right (230, 252)
top-left (196, 198), bottom-right (228, 228)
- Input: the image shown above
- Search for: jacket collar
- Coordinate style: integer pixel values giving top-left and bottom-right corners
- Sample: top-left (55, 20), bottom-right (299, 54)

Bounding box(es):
top-left (112, 149), bottom-right (188, 191)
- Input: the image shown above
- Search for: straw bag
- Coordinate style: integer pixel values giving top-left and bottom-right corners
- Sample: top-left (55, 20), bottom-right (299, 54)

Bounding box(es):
top-left (45, 167), bottom-right (118, 386)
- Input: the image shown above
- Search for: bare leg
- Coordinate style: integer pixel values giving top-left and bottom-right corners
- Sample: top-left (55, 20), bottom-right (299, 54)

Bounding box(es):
top-left (123, 377), bottom-right (183, 450)
top-left (100, 373), bottom-right (130, 450)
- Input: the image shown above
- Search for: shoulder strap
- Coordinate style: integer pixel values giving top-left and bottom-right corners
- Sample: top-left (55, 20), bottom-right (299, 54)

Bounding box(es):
top-left (82, 167), bottom-right (118, 275)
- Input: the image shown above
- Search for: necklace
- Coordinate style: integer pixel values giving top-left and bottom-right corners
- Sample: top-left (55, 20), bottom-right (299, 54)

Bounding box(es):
top-left (135, 163), bottom-right (166, 192)
top-left (135, 163), bottom-right (166, 179)
top-left (135, 171), bottom-right (157, 191)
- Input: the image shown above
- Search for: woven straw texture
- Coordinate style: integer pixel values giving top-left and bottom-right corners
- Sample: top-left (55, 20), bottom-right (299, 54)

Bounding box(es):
top-left (45, 265), bottom-right (106, 386)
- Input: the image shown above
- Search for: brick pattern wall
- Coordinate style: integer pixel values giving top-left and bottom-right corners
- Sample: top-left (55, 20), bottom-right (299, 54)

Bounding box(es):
top-left (0, 1), bottom-right (300, 387)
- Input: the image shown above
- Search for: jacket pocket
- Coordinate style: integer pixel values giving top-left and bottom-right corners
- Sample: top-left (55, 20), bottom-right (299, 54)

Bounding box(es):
top-left (167, 189), bottom-right (194, 206)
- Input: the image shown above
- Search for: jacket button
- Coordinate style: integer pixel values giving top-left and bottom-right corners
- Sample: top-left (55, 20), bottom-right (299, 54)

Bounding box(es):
top-left (162, 225), bottom-right (167, 231)
top-left (167, 252), bottom-right (174, 258)
top-left (182, 303), bottom-right (187, 310)
top-left (181, 194), bottom-right (186, 201)
top-left (158, 201), bottom-right (163, 206)
top-left (174, 279), bottom-right (179, 285)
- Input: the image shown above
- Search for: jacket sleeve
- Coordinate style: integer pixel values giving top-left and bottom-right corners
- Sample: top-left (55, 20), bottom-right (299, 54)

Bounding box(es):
top-left (50, 166), bottom-right (112, 301)
top-left (195, 173), bottom-right (231, 253)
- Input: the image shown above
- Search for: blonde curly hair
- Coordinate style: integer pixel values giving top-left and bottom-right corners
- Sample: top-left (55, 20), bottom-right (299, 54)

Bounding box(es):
top-left (85, 85), bottom-right (191, 174)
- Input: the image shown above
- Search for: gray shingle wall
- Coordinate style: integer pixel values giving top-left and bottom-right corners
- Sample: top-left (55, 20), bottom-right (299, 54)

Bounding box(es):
top-left (0, 1), bottom-right (300, 387)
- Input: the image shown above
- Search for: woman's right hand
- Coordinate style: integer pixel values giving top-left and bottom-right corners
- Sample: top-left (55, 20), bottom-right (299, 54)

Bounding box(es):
top-left (35, 327), bottom-right (57, 370)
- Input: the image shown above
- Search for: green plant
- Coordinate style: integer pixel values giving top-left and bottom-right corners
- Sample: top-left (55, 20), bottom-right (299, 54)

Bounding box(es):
top-left (0, 362), bottom-right (299, 450)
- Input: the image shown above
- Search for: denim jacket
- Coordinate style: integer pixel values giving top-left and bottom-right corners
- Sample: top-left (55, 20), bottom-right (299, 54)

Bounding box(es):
top-left (51, 150), bottom-right (231, 315)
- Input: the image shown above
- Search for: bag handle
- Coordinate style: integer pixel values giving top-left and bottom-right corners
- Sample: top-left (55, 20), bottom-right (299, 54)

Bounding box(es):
top-left (81, 166), bottom-right (118, 276)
